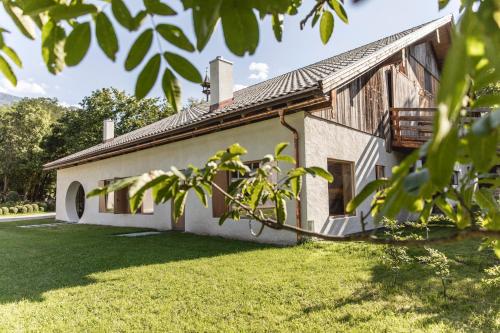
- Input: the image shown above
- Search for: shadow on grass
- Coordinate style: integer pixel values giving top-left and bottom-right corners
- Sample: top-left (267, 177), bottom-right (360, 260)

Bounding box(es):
top-left (0, 219), bottom-right (273, 304)
top-left (293, 234), bottom-right (499, 331)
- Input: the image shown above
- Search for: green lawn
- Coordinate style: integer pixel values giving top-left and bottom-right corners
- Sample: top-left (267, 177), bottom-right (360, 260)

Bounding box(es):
top-left (0, 219), bottom-right (498, 332)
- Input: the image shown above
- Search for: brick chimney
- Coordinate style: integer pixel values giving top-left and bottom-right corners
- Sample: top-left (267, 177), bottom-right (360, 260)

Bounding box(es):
top-left (209, 56), bottom-right (233, 110)
top-left (103, 119), bottom-right (114, 142)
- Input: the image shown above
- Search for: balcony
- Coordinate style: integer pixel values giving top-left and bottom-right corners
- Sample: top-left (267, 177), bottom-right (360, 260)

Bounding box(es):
top-left (390, 107), bottom-right (489, 149)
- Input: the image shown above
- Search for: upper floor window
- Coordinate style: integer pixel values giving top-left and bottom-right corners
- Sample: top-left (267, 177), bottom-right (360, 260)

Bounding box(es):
top-left (328, 160), bottom-right (355, 216)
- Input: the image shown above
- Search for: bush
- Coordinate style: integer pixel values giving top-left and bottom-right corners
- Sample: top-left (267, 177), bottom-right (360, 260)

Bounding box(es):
top-left (32, 203), bottom-right (39, 212)
top-left (0, 209), bottom-right (3, 216)
top-left (5, 191), bottom-right (20, 202)
top-left (25, 205), bottom-right (33, 213)
top-left (1, 207), bottom-right (8, 215)
top-left (39, 206), bottom-right (45, 212)
top-left (9, 207), bottom-right (18, 214)
top-left (19, 206), bottom-right (28, 214)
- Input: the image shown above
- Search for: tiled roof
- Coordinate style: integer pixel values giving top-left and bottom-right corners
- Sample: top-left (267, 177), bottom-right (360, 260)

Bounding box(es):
top-left (44, 17), bottom-right (448, 169)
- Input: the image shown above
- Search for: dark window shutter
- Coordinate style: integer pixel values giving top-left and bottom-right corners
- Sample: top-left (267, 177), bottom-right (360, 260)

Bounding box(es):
top-left (98, 180), bottom-right (106, 213)
top-left (212, 171), bottom-right (229, 218)
top-left (114, 186), bottom-right (130, 214)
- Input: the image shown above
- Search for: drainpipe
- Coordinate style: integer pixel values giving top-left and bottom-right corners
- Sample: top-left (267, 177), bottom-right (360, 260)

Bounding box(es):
top-left (278, 109), bottom-right (302, 239)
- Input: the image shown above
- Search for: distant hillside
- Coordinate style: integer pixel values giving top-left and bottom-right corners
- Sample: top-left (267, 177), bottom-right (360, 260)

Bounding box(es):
top-left (0, 92), bottom-right (21, 106)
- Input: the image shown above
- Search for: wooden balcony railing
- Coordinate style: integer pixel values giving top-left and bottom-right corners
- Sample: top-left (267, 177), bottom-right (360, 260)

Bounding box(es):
top-left (390, 107), bottom-right (489, 149)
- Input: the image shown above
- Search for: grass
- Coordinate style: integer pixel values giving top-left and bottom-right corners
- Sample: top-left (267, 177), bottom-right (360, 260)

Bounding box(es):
top-left (0, 219), bottom-right (498, 332)
top-left (0, 211), bottom-right (54, 218)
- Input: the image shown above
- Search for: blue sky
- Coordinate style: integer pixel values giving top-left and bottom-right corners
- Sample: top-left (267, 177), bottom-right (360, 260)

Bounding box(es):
top-left (0, 0), bottom-right (460, 107)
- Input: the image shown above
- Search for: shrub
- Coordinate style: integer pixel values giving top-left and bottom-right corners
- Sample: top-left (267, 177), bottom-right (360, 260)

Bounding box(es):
top-left (19, 206), bottom-right (28, 214)
top-left (9, 207), bottom-right (18, 214)
top-left (39, 206), bottom-right (45, 212)
top-left (1, 207), bottom-right (8, 215)
top-left (0, 209), bottom-right (3, 216)
top-left (32, 204), bottom-right (39, 212)
top-left (418, 247), bottom-right (451, 299)
top-left (25, 205), bottom-right (33, 213)
top-left (5, 191), bottom-right (20, 202)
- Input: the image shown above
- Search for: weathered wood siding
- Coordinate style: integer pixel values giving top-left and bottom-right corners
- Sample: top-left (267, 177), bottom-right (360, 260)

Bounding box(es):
top-left (312, 41), bottom-right (440, 138)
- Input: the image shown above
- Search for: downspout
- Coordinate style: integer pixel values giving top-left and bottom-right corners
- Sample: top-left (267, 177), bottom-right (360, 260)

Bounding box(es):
top-left (278, 109), bottom-right (302, 239)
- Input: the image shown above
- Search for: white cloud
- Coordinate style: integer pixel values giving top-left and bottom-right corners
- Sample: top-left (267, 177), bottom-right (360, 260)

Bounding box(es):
top-left (248, 62), bottom-right (269, 81)
top-left (0, 78), bottom-right (47, 96)
top-left (233, 84), bottom-right (247, 92)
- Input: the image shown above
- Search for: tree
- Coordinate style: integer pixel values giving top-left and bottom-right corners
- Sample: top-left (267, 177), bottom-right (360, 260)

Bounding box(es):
top-left (42, 88), bottom-right (175, 160)
top-left (0, 98), bottom-right (65, 198)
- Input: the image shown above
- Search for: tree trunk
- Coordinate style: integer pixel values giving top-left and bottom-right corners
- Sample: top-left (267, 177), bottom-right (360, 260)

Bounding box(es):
top-left (2, 175), bottom-right (7, 192)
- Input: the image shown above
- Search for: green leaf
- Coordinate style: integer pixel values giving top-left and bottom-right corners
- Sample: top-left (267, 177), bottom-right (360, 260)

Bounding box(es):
top-left (189, 0), bottom-right (222, 51)
top-left (438, 0), bottom-right (450, 10)
top-left (1, 45), bottom-right (22, 67)
top-left (426, 127), bottom-right (459, 188)
top-left (274, 142), bottom-right (288, 156)
top-left (290, 176), bottom-right (301, 198)
top-left (156, 24), bottom-right (195, 52)
top-left (0, 55), bottom-right (16, 85)
top-left (163, 52), bottom-right (202, 83)
top-left (276, 155), bottom-right (295, 164)
top-left (112, 0), bottom-right (134, 31)
top-left (328, 0), bottom-right (348, 24)
top-left (41, 20), bottom-right (66, 74)
top-left (133, 10), bottom-right (148, 30)
top-left (49, 4), bottom-right (97, 21)
top-left (319, 10), bottom-right (334, 44)
top-left (22, 0), bottom-right (57, 16)
top-left (220, 1), bottom-right (259, 56)
top-left (228, 143), bottom-right (247, 155)
top-left (95, 12), bottom-right (119, 61)
top-left (467, 130), bottom-right (497, 173)
top-left (250, 182), bottom-right (264, 210)
top-left (272, 13), bottom-right (283, 42)
top-left (3, 4), bottom-right (36, 40)
top-left (276, 194), bottom-right (287, 224)
top-left (144, 0), bottom-right (176, 16)
top-left (172, 190), bottom-right (188, 223)
top-left (162, 68), bottom-right (181, 111)
top-left (193, 186), bottom-right (208, 207)
top-left (135, 53), bottom-right (161, 99)
top-left (305, 167), bottom-right (333, 182)
top-left (311, 11), bottom-right (320, 28)
top-left (403, 169), bottom-right (430, 195)
top-left (346, 179), bottom-right (388, 214)
top-left (125, 29), bottom-right (153, 71)
top-left (64, 22), bottom-right (91, 67)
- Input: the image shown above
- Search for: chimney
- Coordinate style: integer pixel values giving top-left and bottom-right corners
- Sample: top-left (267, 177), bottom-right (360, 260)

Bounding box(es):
top-left (103, 119), bottom-right (114, 142)
top-left (209, 56), bottom-right (233, 110)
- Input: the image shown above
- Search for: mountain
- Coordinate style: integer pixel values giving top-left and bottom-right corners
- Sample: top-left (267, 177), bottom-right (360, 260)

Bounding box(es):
top-left (0, 92), bottom-right (21, 106)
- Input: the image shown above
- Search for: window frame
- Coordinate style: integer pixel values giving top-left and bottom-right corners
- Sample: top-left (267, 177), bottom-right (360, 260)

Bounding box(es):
top-left (98, 178), bottom-right (154, 215)
top-left (327, 158), bottom-right (356, 218)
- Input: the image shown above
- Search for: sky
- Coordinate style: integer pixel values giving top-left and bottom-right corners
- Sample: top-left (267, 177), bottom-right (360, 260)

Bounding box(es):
top-left (0, 0), bottom-right (461, 107)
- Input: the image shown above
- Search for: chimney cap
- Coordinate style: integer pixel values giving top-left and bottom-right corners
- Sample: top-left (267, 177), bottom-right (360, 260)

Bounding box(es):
top-left (210, 56), bottom-right (233, 65)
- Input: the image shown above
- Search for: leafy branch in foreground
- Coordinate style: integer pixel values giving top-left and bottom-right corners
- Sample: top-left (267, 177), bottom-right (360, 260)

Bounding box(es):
top-left (346, 0), bottom-right (500, 256)
top-left (88, 142), bottom-right (500, 249)
top-left (0, 0), bottom-right (350, 110)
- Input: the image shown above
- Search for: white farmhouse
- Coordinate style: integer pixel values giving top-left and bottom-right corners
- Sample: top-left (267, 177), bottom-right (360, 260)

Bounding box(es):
top-left (44, 16), bottom-right (453, 244)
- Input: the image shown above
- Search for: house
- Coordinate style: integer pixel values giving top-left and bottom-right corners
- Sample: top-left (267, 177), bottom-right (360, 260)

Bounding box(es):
top-left (44, 16), bottom-right (453, 244)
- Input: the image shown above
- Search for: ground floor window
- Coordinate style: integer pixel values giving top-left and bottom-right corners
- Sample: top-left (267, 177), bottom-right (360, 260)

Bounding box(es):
top-left (328, 160), bottom-right (355, 216)
top-left (375, 165), bottom-right (386, 179)
top-left (99, 179), bottom-right (154, 215)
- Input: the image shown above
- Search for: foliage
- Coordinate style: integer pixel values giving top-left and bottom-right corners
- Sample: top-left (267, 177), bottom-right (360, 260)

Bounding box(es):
top-left (346, 0), bottom-right (500, 256)
top-left (481, 264), bottom-right (500, 287)
top-left (5, 191), bottom-right (20, 202)
top-left (0, 0), bottom-right (349, 110)
top-left (0, 98), bottom-right (64, 199)
top-left (88, 142), bottom-right (333, 227)
top-left (8, 207), bottom-right (17, 214)
top-left (42, 88), bottom-right (175, 160)
top-left (417, 247), bottom-right (452, 299)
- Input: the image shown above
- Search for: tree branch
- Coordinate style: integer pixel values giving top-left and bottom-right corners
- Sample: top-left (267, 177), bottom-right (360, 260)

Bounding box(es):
top-left (210, 181), bottom-right (500, 246)
top-left (300, 0), bottom-right (328, 30)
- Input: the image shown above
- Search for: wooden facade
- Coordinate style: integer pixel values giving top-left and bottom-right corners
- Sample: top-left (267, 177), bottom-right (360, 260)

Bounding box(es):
top-left (312, 41), bottom-right (442, 149)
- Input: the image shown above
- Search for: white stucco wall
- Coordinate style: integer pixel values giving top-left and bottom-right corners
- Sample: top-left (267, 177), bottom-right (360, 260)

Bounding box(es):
top-left (302, 115), bottom-right (404, 236)
top-left (56, 114), bottom-right (305, 245)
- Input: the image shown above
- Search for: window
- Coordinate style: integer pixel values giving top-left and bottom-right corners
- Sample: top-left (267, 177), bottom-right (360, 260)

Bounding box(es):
top-left (375, 165), bottom-right (386, 179)
top-left (328, 160), bottom-right (355, 216)
top-left (451, 171), bottom-right (459, 186)
top-left (424, 70), bottom-right (433, 93)
top-left (230, 161), bottom-right (260, 181)
top-left (99, 179), bottom-right (154, 215)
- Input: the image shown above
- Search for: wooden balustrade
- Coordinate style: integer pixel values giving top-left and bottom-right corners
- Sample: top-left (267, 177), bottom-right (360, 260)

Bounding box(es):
top-left (390, 107), bottom-right (489, 149)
